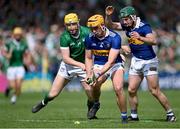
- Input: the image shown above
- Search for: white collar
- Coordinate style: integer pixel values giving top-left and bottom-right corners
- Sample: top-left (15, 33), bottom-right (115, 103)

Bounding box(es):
top-left (12, 39), bottom-right (20, 46)
top-left (133, 17), bottom-right (141, 29)
top-left (71, 30), bottom-right (80, 39)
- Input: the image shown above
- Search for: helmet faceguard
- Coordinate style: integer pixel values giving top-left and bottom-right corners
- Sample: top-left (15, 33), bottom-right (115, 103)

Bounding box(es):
top-left (64, 13), bottom-right (80, 37)
top-left (119, 6), bottom-right (137, 28)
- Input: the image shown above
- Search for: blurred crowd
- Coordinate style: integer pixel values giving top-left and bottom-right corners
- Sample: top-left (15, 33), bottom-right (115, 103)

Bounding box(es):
top-left (0, 0), bottom-right (180, 80)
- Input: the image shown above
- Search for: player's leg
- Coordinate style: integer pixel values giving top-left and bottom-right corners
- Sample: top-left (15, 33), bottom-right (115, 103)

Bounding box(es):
top-left (111, 69), bottom-right (127, 123)
top-left (15, 78), bottom-right (23, 96)
top-left (80, 81), bottom-right (94, 106)
top-left (87, 74), bottom-right (107, 119)
top-left (75, 67), bottom-right (95, 118)
top-left (11, 66), bottom-right (25, 104)
top-left (146, 75), bottom-right (176, 122)
top-left (128, 74), bottom-right (143, 121)
top-left (80, 81), bottom-right (96, 119)
top-left (8, 80), bottom-right (16, 104)
top-left (7, 67), bottom-right (17, 103)
top-left (10, 78), bottom-right (23, 104)
top-left (32, 74), bottom-right (69, 113)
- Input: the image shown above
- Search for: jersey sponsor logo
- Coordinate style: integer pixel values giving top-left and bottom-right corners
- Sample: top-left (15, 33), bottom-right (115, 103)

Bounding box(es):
top-left (99, 42), bottom-right (104, 48)
top-left (70, 42), bottom-right (76, 47)
top-left (128, 38), bottom-right (144, 45)
top-left (70, 40), bottom-right (83, 47)
top-left (91, 43), bottom-right (97, 46)
top-left (60, 67), bottom-right (65, 72)
top-left (92, 50), bottom-right (109, 56)
top-left (99, 41), bottom-right (110, 49)
top-left (77, 42), bottom-right (82, 46)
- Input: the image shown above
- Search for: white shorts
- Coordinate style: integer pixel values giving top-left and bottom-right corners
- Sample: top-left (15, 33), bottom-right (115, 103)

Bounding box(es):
top-left (94, 62), bottom-right (124, 78)
top-left (7, 66), bottom-right (25, 80)
top-left (129, 56), bottom-right (158, 76)
top-left (57, 61), bottom-right (86, 82)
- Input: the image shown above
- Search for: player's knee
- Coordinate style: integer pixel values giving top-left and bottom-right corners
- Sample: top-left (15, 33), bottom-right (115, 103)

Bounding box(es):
top-left (114, 86), bottom-right (124, 96)
top-left (128, 87), bottom-right (136, 96)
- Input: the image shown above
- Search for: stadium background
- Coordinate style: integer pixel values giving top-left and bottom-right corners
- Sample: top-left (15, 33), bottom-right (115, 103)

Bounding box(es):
top-left (0, 0), bottom-right (180, 92)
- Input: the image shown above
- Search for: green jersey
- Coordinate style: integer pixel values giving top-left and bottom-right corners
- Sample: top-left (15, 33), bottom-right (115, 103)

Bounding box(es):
top-left (5, 38), bottom-right (28, 67)
top-left (60, 26), bottom-right (90, 63)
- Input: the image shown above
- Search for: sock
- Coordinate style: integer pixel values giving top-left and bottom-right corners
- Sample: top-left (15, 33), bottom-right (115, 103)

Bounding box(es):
top-left (131, 109), bottom-right (138, 118)
top-left (166, 109), bottom-right (174, 116)
top-left (87, 100), bottom-right (94, 111)
top-left (87, 100), bottom-right (94, 106)
top-left (43, 94), bottom-right (54, 105)
top-left (94, 100), bottom-right (99, 104)
top-left (121, 112), bottom-right (127, 119)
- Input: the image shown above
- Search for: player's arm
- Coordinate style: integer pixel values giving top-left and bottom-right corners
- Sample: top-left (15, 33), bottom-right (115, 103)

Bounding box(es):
top-left (23, 48), bottom-right (36, 68)
top-left (98, 48), bottom-right (119, 77)
top-left (130, 26), bottom-right (157, 45)
top-left (105, 6), bottom-right (122, 30)
top-left (121, 45), bottom-right (131, 55)
top-left (60, 47), bottom-right (85, 70)
top-left (97, 33), bottom-right (122, 78)
top-left (2, 44), bottom-right (12, 59)
top-left (85, 49), bottom-right (93, 78)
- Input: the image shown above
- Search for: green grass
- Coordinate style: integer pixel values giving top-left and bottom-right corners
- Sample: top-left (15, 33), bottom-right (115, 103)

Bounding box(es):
top-left (0, 90), bottom-right (179, 128)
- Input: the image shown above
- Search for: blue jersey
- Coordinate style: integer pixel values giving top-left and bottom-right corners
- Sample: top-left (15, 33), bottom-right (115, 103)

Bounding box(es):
top-left (122, 17), bottom-right (156, 60)
top-left (85, 28), bottom-right (122, 65)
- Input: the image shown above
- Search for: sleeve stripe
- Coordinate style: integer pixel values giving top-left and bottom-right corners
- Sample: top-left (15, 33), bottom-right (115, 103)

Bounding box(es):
top-left (60, 47), bottom-right (69, 49)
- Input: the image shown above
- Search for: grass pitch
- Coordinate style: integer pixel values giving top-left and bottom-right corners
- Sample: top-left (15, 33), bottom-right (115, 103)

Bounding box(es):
top-left (0, 90), bottom-right (179, 128)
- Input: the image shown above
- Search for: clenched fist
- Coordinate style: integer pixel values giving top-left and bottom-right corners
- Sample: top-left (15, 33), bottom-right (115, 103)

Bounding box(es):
top-left (105, 6), bottom-right (114, 16)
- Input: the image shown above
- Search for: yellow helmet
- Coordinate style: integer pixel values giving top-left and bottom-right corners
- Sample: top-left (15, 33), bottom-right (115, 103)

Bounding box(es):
top-left (64, 13), bottom-right (79, 24)
top-left (87, 14), bottom-right (104, 27)
top-left (13, 27), bottom-right (23, 35)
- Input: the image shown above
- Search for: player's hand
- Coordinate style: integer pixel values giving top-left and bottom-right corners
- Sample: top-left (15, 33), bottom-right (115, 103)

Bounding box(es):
top-left (85, 72), bottom-right (100, 86)
top-left (130, 31), bottom-right (141, 40)
top-left (86, 77), bottom-right (95, 86)
top-left (80, 63), bottom-right (86, 71)
top-left (85, 75), bottom-right (96, 86)
top-left (105, 6), bottom-right (114, 16)
top-left (0, 48), bottom-right (6, 56)
top-left (121, 45), bottom-right (131, 55)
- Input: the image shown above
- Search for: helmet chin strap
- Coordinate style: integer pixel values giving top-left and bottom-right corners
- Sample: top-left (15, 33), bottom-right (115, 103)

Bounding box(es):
top-left (100, 25), bottom-right (106, 32)
top-left (68, 22), bottom-right (80, 39)
top-left (130, 15), bottom-right (136, 22)
top-left (129, 15), bottom-right (137, 28)
top-left (96, 25), bottom-right (106, 39)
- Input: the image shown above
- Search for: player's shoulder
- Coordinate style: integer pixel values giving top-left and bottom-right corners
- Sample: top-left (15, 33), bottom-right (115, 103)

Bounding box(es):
top-left (108, 29), bottom-right (119, 38)
top-left (108, 29), bottom-right (121, 41)
top-left (80, 26), bottom-right (89, 31)
top-left (5, 38), bottom-right (13, 46)
top-left (80, 26), bottom-right (90, 35)
top-left (139, 20), bottom-right (151, 29)
top-left (20, 38), bottom-right (27, 44)
top-left (60, 30), bottom-right (70, 40)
